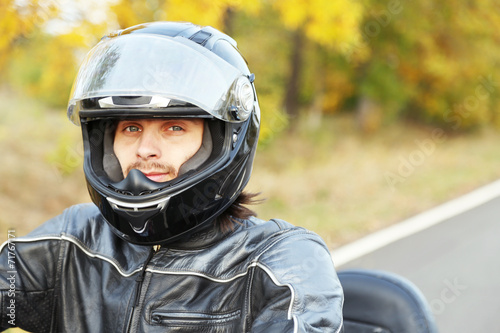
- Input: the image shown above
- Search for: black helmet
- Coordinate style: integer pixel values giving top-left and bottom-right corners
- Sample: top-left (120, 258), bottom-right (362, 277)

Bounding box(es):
top-left (67, 22), bottom-right (260, 245)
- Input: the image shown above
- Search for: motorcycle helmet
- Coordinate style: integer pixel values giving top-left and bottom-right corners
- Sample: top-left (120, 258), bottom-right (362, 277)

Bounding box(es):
top-left (67, 22), bottom-right (260, 245)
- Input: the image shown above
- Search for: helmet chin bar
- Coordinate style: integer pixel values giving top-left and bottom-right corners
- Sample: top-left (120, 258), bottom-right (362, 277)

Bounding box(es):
top-left (107, 169), bottom-right (171, 234)
top-left (106, 196), bottom-right (171, 235)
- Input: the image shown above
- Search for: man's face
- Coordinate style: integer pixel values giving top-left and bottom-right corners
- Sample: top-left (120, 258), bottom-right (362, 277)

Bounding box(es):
top-left (113, 118), bottom-right (204, 182)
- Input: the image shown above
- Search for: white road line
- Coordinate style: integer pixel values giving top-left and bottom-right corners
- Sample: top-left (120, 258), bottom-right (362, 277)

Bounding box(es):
top-left (332, 179), bottom-right (500, 267)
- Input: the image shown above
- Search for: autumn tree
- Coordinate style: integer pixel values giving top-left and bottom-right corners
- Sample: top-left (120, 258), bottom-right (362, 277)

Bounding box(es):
top-left (0, 0), bottom-right (59, 78)
top-left (349, 0), bottom-right (500, 132)
top-left (269, 0), bottom-right (364, 118)
top-left (4, 0), bottom-right (500, 134)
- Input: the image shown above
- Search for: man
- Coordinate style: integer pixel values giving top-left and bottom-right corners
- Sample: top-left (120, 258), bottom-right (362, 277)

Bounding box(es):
top-left (0, 22), bottom-right (343, 332)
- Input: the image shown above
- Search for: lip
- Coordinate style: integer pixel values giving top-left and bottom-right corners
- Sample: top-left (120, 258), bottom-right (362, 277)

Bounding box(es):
top-left (143, 172), bottom-right (169, 182)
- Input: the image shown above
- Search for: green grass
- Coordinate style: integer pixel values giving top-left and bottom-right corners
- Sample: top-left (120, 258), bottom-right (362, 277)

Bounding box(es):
top-left (2, 88), bottom-right (500, 251)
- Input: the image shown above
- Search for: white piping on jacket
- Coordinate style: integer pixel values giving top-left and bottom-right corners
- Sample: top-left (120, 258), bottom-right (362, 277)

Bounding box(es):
top-left (147, 262), bottom-right (297, 319)
top-left (1, 235), bottom-right (297, 319)
top-left (0, 235), bottom-right (143, 277)
top-left (1, 233), bottom-right (346, 332)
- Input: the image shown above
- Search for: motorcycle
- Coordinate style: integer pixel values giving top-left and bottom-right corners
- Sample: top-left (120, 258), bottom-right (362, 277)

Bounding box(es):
top-left (338, 269), bottom-right (439, 333)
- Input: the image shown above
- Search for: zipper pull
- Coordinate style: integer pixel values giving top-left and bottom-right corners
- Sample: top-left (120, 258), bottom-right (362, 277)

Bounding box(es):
top-left (133, 247), bottom-right (156, 307)
top-left (126, 247), bottom-right (157, 333)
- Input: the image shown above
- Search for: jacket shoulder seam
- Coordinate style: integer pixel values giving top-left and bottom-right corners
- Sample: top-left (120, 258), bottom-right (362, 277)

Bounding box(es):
top-left (60, 233), bottom-right (142, 277)
top-left (255, 228), bottom-right (326, 261)
top-left (253, 262), bottom-right (297, 326)
top-left (5, 234), bottom-right (141, 278)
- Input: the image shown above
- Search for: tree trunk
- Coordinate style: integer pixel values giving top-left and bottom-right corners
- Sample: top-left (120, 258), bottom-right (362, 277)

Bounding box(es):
top-left (307, 49), bottom-right (326, 130)
top-left (222, 7), bottom-right (235, 36)
top-left (283, 29), bottom-right (305, 118)
top-left (356, 95), bottom-right (382, 134)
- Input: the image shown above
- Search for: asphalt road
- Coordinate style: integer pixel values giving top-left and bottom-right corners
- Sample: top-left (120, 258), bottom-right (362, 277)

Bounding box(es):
top-left (336, 195), bottom-right (500, 333)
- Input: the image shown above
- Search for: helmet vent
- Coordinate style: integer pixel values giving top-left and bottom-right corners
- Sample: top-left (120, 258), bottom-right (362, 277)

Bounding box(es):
top-left (113, 189), bottom-right (133, 196)
top-left (106, 196), bottom-right (170, 213)
top-left (189, 30), bottom-right (212, 46)
top-left (98, 96), bottom-right (171, 108)
top-left (112, 203), bottom-right (159, 212)
top-left (108, 185), bottom-right (161, 196)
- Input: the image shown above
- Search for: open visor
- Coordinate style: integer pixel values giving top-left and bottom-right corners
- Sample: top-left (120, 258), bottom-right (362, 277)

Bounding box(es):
top-left (68, 34), bottom-right (254, 124)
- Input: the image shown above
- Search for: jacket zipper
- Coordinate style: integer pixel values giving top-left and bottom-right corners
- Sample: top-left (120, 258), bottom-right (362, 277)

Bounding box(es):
top-left (151, 310), bottom-right (242, 325)
top-left (125, 247), bottom-right (157, 333)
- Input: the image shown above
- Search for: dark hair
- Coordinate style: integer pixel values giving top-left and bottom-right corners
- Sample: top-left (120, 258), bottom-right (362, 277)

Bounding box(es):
top-left (216, 191), bottom-right (262, 232)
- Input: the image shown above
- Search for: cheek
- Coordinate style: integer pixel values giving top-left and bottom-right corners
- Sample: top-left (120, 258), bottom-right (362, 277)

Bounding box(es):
top-left (172, 137), bottom-right (203, 166)
top-left (113, 141), bottom-right (131, 168)
top-left (185, 134), bottom-right (203, 157)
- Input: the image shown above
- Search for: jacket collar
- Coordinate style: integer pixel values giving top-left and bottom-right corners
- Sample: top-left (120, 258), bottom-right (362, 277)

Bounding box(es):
top-left (166, 221), bottom-right (240, 250)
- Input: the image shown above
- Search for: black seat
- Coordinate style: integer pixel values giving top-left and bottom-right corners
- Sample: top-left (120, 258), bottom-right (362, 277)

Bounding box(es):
top-left (338, 269), bottom-right (439, 333)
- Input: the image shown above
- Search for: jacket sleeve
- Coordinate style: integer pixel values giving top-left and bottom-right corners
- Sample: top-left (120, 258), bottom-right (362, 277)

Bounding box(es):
top-left (0, 217), bottom-right (65, 332)
top-left (249, 230), bottom-right (344, 333)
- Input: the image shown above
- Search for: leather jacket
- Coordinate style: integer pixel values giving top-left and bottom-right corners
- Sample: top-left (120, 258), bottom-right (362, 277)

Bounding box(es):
top-left (0, 203), bottom-right (344, 332)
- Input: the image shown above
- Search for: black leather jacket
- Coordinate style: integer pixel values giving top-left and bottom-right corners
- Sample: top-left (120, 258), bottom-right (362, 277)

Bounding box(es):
top-left (0, 204), bottom-right (344, 332)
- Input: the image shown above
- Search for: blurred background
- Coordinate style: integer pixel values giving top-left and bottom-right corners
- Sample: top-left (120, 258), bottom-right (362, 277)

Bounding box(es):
top-left (1, 0), bottom-right (500, 250)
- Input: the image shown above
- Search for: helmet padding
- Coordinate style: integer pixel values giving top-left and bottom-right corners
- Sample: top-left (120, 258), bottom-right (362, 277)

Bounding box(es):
top-left (103, 122), bottom-right (123, 182)
top-left (178, 122), bottom-right (213, 175)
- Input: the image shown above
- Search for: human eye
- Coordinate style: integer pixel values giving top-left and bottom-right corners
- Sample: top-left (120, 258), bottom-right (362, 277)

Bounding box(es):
top-left (124, 125), bottom-right (141, 132)
top-left (168, 125), bottom-right (184, 132)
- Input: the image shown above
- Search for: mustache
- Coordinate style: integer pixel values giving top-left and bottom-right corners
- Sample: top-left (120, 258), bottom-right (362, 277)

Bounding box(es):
top-left (125, 161), bottom-right (177, 178)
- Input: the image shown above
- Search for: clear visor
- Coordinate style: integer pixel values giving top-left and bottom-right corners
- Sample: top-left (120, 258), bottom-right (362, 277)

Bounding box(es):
top-left (68, 34), bottom-right (252, 123)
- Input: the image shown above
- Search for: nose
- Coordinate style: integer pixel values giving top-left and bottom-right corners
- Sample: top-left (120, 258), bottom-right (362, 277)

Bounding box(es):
top-left (136, 130), bottom-right (161, 160)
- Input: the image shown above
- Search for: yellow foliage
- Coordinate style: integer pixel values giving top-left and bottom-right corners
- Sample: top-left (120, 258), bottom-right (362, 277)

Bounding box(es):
top-left (7, 30), bottom-right (86, 106)
top-left (0, 0), bottom-right (59, 75)
top-left (38, 35), bottom-right (81, 104)
top-left (2, 0), bottom-right (499, 132)
top-left (163, 0), bottom-right (262, 29)
top-left (0, 1), bottom-right (26, 71)
top-left (112, 0), bottom-right (258, 31)
top-left (111, 0), bottom-right (162, 29)
top-left (323, 72), bottom-right (354, 113)
top-left (164, 0), bottom-right (226, 28)
top-left (270, 0), bottom-right (363, 52)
